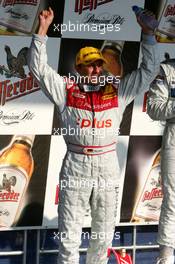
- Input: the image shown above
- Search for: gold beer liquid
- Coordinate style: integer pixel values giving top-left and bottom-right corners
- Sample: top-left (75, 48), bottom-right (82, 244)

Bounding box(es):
top-left (156, 32), bottom-right (175, 43)
top-left (131, 149), bottom-right (163, 222)
top-left (0, 135), bottom-right (35, 227)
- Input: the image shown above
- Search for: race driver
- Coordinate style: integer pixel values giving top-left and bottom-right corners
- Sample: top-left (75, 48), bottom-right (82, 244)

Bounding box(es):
top-left (147, 61), bottom-right (175, 264)
top-left (28, 7), bottom-right (160, 264)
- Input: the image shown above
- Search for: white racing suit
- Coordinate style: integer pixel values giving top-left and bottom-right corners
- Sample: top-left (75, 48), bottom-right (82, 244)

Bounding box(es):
top-left (28, 34), bottom-right (159, 264)
top-left (147, 62), bottom-right (175, 249)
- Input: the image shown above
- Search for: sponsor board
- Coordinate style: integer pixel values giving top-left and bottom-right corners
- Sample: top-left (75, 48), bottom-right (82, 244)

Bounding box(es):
top-left (62, 0), bottom-right (144, 40)
top-left (0, 36), bottom-right (60, 134)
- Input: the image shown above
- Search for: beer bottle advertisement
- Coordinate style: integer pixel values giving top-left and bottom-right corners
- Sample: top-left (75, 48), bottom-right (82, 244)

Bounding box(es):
top-left (0, 0), bottom-right (64, 36)
top-left (0, 135), bottom-right (51, 227)
top-left (121, 136), bottom-right (162, 222)
top-left (0, 0), bottom-right (41, 34)
top-left (0, 135), bottom-right (35, 227)
top-left (156, 0), bottom-right (175, 42)
top-left (132, 149), bottom-right (163, 222)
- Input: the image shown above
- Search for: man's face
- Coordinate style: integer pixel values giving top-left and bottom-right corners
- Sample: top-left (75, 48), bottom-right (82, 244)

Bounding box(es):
top-left (76, 59), bottom-right (103, 84)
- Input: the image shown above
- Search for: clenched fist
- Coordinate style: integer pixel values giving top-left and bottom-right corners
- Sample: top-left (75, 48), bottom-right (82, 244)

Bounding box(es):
top-left (38, 7), bottom-right (54, 36)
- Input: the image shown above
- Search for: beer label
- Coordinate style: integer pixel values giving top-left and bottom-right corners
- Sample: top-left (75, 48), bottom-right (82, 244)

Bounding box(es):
top-left (134, 164), bottom-right (163, 221)
top-left (0, 0), bottom-right (40, 33)
top-left (0, 165), bottom-right (27, 227)
top-left (157, 0), bottom-right (175, 38)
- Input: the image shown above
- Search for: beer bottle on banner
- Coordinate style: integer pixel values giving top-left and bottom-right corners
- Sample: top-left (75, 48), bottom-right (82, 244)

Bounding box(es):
top-left (155, 0), bottom-right (175, 42)
top-left (101, 40), bottom-right (124, 77)
top-left (0, 135), bottom-right (35, 227)
top-left (0, 0), bottom-right (42, 33)
top-left (131, 149), bottom-right (163, 222)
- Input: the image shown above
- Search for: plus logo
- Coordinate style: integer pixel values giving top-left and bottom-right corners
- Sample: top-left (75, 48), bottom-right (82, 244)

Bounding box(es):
top-left (76, 117), bottom-right (112, 128)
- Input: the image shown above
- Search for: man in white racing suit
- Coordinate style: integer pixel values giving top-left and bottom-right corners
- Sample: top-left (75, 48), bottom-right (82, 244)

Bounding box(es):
top-left (28, 7), bottom-right (160, 264)
top-left (147, 62), bottom-right (175, 264)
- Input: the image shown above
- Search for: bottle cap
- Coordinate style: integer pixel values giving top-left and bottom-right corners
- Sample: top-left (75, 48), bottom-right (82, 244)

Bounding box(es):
top-left (12, 135), bottom-right (35, 146)
top-left (132, 5), bottom-right (140, 12)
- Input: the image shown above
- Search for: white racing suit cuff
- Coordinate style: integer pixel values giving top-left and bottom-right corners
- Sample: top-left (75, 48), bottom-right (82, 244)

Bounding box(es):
top-left (142, 33), bottom-right (157, 45)
top-left (32, 34), bottom-right (48, 44)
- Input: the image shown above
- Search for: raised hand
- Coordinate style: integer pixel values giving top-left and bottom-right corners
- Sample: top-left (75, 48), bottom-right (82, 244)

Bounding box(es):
top-left (37, 7), bottom-right (54, 36)
top-left (136, 10), bottom-right (157, 35)
top-left (132, 6), bottom-right (158, 35)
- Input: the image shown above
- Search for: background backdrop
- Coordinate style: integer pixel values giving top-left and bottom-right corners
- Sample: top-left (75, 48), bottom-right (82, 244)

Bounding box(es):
top-left (0, 0), bottom-right (174, 229)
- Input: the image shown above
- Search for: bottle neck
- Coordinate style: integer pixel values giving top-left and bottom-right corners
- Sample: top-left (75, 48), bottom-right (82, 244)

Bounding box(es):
top-left (13, 140), bottom-right (32, 149)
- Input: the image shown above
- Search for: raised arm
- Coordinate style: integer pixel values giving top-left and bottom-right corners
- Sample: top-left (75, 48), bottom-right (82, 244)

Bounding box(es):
top-left (27, 8), bottom-right (66, 110)
top-left (147, 64), bottom-right (175, 121)
top-left (119, 9), bottom-right (160, 108)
